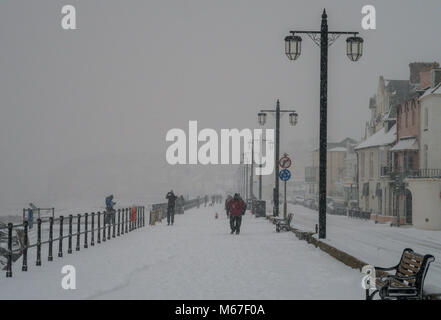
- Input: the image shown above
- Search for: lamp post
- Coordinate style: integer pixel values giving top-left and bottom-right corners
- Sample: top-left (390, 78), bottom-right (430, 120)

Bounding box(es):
top-left (285, 9), bottom-right (363, 239)
top-left (258, 100), bottom-right (298, 217)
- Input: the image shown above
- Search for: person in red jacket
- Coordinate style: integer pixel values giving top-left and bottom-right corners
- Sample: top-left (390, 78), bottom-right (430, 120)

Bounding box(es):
top-left (227, 193), bottom-right (247, 234)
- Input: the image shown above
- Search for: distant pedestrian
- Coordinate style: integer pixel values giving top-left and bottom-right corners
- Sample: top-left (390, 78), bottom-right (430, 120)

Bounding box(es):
top-left (227, 193), bottom-right (246, 235)
top-left (225, 195), bottom-right (233, 217)
top-left (105, 194), bottom-right (116, 225)
top-left (166, 190), bottom-right (177, 225)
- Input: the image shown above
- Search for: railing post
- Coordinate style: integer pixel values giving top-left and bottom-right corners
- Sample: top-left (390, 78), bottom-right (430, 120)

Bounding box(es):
top-left (103, 212), bottom-right (106, 242)
top-left (84, 213), bottom-right (88, 248)
top-left (125, 208), bottom-right (128, 233)
top-left (36, 218), bottom-right (42, 266)
top-left (91, 212), bottom-right (95, 246)
top-left (22, 221), bottom-right (28, 271)
top-left (76, 214), bottom-right (81, 251)
top-left (112, 211), bottom-right (116, 238)
top-left (68, 215), bottom-right (73, 254)
top-left (121, 209), bottom-right (125, 235)
top-left (6, 223), bottom-right (13, 277)
top-left (107, 213), bottom-right (111, 240)
top-left (97, 212), bottom-right (101, 244)
top-left (117, 209), bottom-right (121, 236)
top-left (58, 216), bottom-right (64, 257)
top-left (48, 217), bottom-right (54, 261)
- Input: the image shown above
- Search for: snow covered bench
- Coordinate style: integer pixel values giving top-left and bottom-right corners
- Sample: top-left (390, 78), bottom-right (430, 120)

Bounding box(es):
top-left (275, 213), bottom-right (293, 233)
top-left (366, 248), bottom-right (435, 300)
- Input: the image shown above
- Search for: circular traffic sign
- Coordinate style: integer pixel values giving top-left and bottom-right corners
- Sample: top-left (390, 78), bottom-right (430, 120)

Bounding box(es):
top-left (279, 169), bottom-right (291, 181)
top-left (279, 156), bottom-right (292, 169)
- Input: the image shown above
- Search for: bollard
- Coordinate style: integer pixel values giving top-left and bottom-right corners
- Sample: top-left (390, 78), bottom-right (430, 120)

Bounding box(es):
top-left (91, 212), bottom-right (95, 246)
top-left (22, 221), bottom-right (29, 271)
top-left (84, 213), bottom-right (88, 249)
top-left (76, 214), bottom-right (81, 251)
top-left (36, 218), bottom-right (42, 266)
top-left (97, 212), bottom-right (101, 244)
top-left (117, 209), bottom-right (121, 236)
top-left (48, 217), bottom-right (54, 261)
top-left (315, 224), bottom-right (318, 234)
top-left (58, 216), bottom-right (64, 257)
top-left (6, 223), bottom-right (13, 277)
top-left (68, 215), bottom-right (73, 254)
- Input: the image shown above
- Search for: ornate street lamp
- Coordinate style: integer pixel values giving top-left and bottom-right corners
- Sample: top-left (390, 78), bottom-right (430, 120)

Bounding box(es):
top-left (284, 35), bottom-right (302, 61)
top-left (289, 112), bottom-right (298, 126)
top-left (258, 100), bottom-right (298, 217)
top-left (258, 112), bottom-right (267, 126)
top-left (285, 9), bottom-right (363, 239)
top-left (346, 36), bottom-right (364, 62)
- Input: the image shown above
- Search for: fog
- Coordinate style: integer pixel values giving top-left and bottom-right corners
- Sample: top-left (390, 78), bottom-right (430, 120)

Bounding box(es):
top-left (1, 0), bottom-right (441, 214)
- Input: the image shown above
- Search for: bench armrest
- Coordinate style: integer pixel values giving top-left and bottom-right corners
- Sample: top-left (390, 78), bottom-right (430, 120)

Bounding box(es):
top-left (375, 264), bottom-right (399, 272)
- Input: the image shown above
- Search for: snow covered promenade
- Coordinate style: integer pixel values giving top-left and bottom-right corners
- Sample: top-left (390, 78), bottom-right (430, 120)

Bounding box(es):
top-left (289, 204), bottom-right (441, 293)
top-left (0, 205), bottom-right (364, 299)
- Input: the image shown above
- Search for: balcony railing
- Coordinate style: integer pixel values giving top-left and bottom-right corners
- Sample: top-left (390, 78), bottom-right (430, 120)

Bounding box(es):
top-left (407, 169), bottom-right (441, 179)
top-left (392, 169), bottom-right (441, 180)
top-left (380, 166), bottom-right (392, 177)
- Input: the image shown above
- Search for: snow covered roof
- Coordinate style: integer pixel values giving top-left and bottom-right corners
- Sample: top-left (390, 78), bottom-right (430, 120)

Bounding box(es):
top-left (390, 137), bottom-right (419, 152)
top-left (420, 82), bottom-right (441, 100)
top-left (355, 125), bottom-right (396, 150)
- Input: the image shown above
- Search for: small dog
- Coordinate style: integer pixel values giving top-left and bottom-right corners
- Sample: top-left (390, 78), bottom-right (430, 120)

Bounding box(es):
top-left (215, 212), bottom-right (219, 219)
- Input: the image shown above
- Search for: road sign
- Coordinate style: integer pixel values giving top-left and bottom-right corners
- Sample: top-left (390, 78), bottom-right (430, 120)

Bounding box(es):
top-left (279, 156), bottom-right (292, 169)
top-left (279, 169), bottom-right (291, 181)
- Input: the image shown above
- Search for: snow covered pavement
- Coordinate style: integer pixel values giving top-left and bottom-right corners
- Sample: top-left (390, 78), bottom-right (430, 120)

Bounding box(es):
top-left (288, 204), bottom-right (441, 293)
top-left (0, 205), bottom-right (365, 299)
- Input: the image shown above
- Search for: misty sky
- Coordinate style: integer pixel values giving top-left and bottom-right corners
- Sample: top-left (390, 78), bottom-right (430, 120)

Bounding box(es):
top-left (1, 0), bottom-right (441, 212)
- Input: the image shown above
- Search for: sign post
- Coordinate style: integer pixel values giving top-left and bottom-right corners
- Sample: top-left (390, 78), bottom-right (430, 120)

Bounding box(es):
top-left (279, 154), bottom-right (292, 220)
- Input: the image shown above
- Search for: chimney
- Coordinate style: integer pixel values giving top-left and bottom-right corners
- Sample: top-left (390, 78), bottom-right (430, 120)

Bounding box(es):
top-left (409, 62), bottom-right (440, 85)
top-left (419, 71), bottom-right (431, 89)
top-left (431, 68), bottom-right (441, 88)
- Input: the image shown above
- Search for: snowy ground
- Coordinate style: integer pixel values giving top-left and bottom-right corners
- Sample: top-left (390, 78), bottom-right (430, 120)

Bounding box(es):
top-left (289, 204), bottom-right (441, 293)
top-left (0, 205), bottom-right (365, 299)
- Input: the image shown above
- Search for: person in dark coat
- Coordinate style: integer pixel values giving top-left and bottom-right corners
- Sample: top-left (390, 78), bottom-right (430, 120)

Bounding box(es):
top-left (105, 194), bottom-right (116, 225)
top-left (227, 193), bottom-right (246, 234)
top-left (166, 190), bottom-right (177, 225)
top-left (224, 195), bottom-right (233, 217)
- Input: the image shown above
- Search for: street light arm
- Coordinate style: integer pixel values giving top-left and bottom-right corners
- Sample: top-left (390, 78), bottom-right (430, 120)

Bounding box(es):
top-left (289, 31), bottom-right (359, 35)
top-left (289, 30), bottom-right (359, 47)
top-left (260, 109), bottom-right (297, 113)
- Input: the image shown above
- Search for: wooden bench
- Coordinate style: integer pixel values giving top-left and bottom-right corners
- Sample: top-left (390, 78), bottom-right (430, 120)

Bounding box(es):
top-left (275, 213), bottom-right (293, 233)
top-left (366, 248), bottom-right (435, 300)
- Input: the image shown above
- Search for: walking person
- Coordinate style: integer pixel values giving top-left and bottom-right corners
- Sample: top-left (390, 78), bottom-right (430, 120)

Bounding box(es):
top-left (225, 195), bottom-right (232, 217)
top-left (166, 190), bottom-right (177, 225)
top-left (227, 193), bottom-right (246, 235)
top-left (105, 194), bottom-right (116, 225)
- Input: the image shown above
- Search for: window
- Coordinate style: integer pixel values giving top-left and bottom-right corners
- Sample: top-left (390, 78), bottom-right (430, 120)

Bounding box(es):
top-left (361, 152), bottom-right (365, 178)
top-left (369, 152), bottom-right (374, 178)
top-left (408, 153), bottom-right (414, 171)
top-left (412, 108), bottom-right (415, 126)
top-left (424, 108), bottom-right (429, 130)
top-left (405, 110), bottom-right (408, 128)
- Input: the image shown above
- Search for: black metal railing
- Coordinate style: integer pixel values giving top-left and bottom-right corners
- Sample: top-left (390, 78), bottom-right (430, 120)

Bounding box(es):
top-left (297, 201), bottom-right (371, 221)
top-left (1, 206), bottom-right (146, 278)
